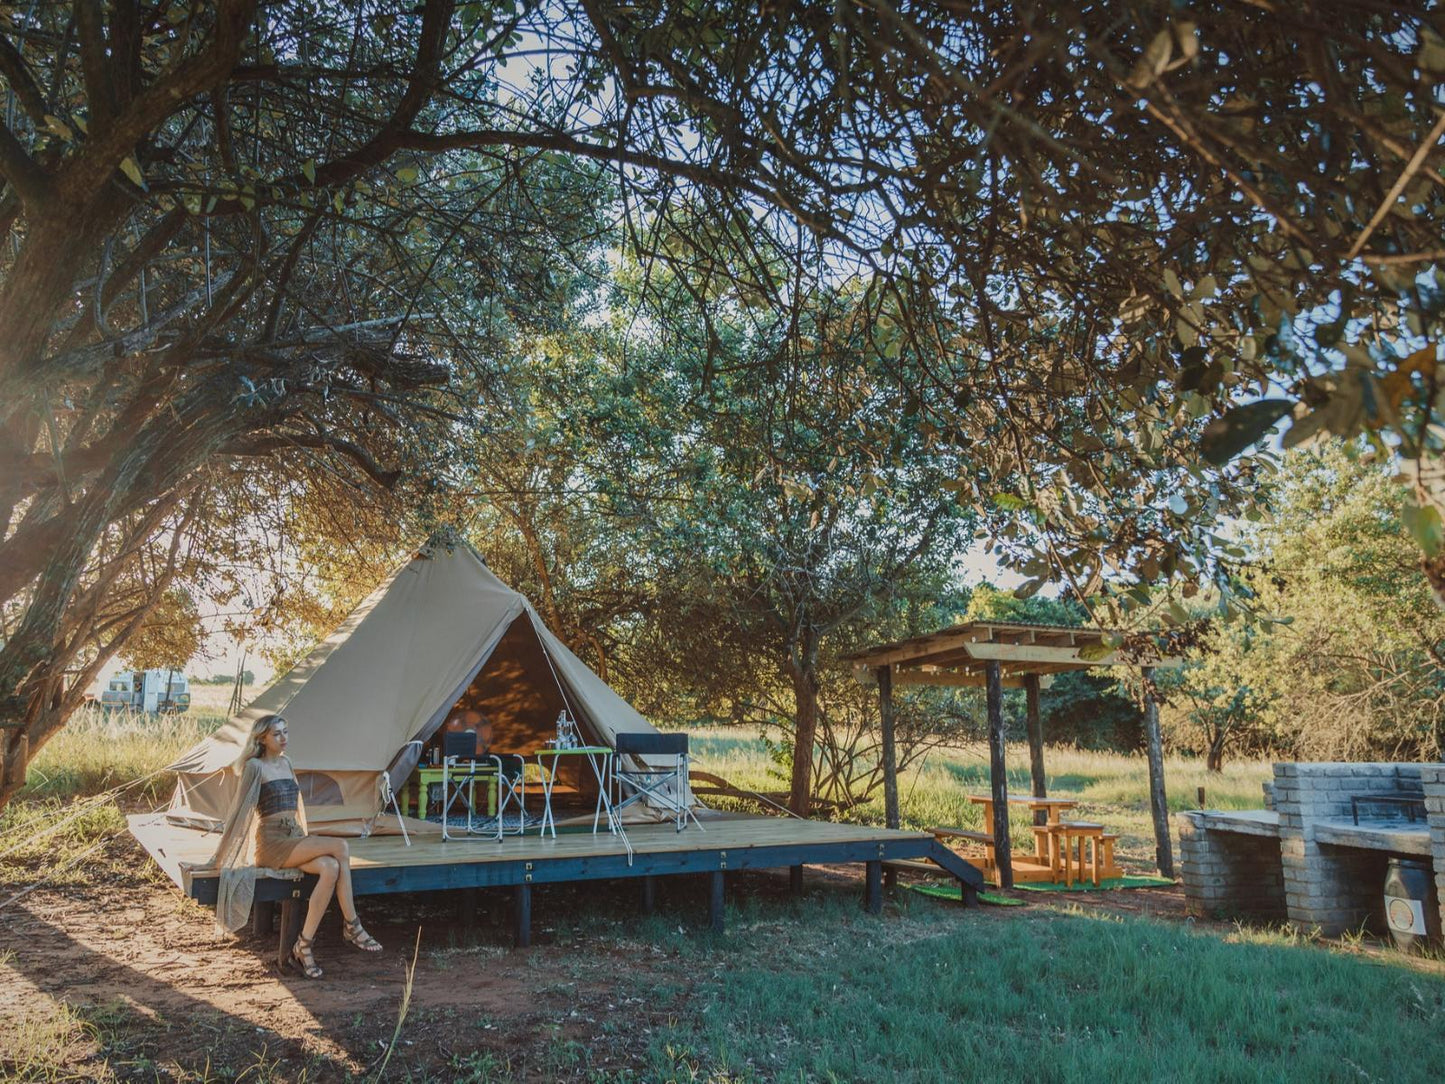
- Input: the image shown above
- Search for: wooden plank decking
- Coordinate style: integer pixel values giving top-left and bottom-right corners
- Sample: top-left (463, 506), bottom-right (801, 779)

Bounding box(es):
top-left (129, 810), bottom-right (982, 947)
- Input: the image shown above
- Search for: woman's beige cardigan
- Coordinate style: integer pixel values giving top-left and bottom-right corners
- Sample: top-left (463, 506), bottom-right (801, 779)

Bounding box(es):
top-left (194, 756), bottom-right (304, 934)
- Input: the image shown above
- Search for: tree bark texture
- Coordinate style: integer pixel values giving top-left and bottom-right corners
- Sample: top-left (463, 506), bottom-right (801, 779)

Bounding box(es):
top-left (1142, 667), bottom-right (1175, 879)
top-left (986, 660), bottom-right (1012, 889)
top-left (788, 632), bottom-right (821, 818)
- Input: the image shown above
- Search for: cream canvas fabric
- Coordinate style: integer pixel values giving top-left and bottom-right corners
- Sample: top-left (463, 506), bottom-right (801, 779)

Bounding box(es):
top-left (166, 542), bottom-right (687, 831)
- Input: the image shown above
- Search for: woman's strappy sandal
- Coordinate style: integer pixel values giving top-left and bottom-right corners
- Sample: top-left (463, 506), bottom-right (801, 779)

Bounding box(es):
top-left (291, 934), bottom-right (323, 979)
top-left (343, 917), bottom-right (382, 952)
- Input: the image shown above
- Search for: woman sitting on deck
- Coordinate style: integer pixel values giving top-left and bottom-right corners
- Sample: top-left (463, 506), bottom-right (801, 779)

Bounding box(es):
top-left (205, 713), bottom-right (382, 979)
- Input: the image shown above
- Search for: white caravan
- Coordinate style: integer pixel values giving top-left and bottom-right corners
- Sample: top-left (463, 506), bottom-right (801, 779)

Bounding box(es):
top-left (100, 669), bottom-right (191, 714)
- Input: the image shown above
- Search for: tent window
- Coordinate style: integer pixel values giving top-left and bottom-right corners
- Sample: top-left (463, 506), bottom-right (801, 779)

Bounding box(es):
top-left (297, 772), bottom-right (344, 806)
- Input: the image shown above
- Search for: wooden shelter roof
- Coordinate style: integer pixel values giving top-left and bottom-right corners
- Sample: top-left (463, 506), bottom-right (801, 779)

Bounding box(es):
top-left (843, 620), bottom-right (1172, 689)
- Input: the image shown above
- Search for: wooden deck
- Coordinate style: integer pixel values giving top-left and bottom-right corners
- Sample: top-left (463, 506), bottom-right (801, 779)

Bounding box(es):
top-left (129, 810), bottom-right (983, 954)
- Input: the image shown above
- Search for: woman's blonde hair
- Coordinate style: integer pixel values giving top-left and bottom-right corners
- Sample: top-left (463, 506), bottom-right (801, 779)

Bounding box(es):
top-left (234, 714), bottom-right (284, 773)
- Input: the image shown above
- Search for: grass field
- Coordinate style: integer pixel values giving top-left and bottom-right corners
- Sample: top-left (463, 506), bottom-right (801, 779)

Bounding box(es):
top-left (4, 700), bottom-right (1269, 874)
top-left (3, 703), bottom-right (1444, 1081)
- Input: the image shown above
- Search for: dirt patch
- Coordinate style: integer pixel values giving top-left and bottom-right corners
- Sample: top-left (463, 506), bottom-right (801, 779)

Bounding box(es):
top-left (4, 833), bottom-right (927, 1081)
top-left (15, 829), bottom-right (1353, 1081)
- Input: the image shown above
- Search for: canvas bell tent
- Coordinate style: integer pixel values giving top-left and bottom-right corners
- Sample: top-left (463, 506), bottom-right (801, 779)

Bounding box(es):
top-left (166, 541), bottom-right (686, 833)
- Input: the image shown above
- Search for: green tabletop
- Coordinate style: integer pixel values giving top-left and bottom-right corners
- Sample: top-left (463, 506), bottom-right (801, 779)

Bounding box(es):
top-left (535, 746), bottom-right (612, 756)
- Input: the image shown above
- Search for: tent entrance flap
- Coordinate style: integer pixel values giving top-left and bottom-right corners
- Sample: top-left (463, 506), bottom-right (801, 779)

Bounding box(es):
top-left (427, 612), bottom-right (603, 754)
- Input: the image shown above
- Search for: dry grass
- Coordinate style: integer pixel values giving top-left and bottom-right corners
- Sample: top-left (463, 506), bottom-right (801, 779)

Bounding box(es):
top-left (687, 729), bottom-right (1272, 865)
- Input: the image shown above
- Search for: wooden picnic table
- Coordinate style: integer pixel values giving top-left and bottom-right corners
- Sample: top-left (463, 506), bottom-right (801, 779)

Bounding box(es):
top-left (965, 794), bottom-right (1078, 884)
top-left (958, 794), bottom-right (1123, 886)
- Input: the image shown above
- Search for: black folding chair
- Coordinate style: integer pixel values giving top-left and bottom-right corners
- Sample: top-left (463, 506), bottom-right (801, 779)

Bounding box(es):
top-left (612, 732), bottom-right (701, 832)
top-left (440, 731), bottom-right (496, 840)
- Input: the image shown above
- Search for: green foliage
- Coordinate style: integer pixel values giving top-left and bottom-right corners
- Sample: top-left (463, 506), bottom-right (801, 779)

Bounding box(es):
top-left (963, 585), bottom-right (1140, 749)
top-left (1161, 446), bottom-right (1445, 762)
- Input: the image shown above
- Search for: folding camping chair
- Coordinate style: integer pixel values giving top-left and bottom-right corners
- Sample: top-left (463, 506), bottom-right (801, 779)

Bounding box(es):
top-left (440, 731), bottom-right (495, 841)
top-left (612, 732), bottom-right (702, 832)
top-left (488, 753), bottom-right (527, 840)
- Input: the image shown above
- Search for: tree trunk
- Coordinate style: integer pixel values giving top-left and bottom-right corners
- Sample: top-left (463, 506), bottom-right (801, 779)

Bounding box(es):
top-left (986, 660), bottom-right (1013, 889)
top-left (1206, 734), bottom-right (1225, 774)
top-left (788, 634), bottom-right (821, 818)
top-left (1142, 667), bottom-right (1175, 879)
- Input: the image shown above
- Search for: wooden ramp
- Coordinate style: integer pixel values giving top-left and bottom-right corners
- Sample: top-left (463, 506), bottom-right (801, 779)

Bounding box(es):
top-left (129, 810), bottom-right (984, 958)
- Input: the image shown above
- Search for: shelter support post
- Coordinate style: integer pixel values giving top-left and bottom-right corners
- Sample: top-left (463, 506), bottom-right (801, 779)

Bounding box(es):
top-left (641, 875), bottom-right (656, 914)
top-left (789, 864), bottom-right (804, 894)
top-left (513, 883), bottom-right (532, 948)
top-left (708, 871), bottom-right (725, 933)
top-left (1024, 673), bottom-right (1048, 827)
top-left (865, 860), bottom-right (883, 914)
top-left (277, 897), bottom-right (304, 971)
top-left (986, 660), bottom-right (1013, 889)
top-left (1142, 666), bottom-right (1175, 879)
top-left (876, 664), bottom-right (900, 830)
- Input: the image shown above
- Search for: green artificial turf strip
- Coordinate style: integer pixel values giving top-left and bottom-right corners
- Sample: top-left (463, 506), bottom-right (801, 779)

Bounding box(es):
top-left (907, 882), bottom-right (1026, 906)
top-left (1013, 874), bottom-right (1176, 892)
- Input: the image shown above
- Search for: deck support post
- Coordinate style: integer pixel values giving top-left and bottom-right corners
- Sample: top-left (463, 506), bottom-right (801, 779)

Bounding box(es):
top-left (789, 864), bottom-right (804, 894)
top-left (641, 875), bottom-right (656, 914)
top-left (251, 899), bottom-right (275, 940)
top-left (708, 871), bottom-right (725, 933)
top-left (986, 660), bottom-right (1013, 889)
top-left (1024, 673), bottom-right (1048, 827)
top-left (876, 664), bottom-right (900, 830)
top-left (456, 887), bottom-right (478, 926)
top-left (513, 883), bottom-right (532, 948)
top-left (277, 897), bottom-right (304, 971)
top-left (865, 860), bottom-right (883, 914)
top-left (1142, 666), bottom-right (1175, 879)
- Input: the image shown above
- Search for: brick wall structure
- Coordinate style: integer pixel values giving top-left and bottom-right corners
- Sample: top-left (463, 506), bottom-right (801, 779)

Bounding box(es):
top-left (1424, 765), bottom-right (1445, 927)
top-left (1273, 763), bottom-right (1428, 935)
top-left (1177, 812), bottom-right (1287, 921)
top-left (1178, 762), bottom-right (1445, 938)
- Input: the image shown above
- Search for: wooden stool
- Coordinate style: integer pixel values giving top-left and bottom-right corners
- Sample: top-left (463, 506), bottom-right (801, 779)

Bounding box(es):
top-left (1098, 833), bottom-right (1117, 879)
top-left (1052, 822), bottom-right (1106, 887)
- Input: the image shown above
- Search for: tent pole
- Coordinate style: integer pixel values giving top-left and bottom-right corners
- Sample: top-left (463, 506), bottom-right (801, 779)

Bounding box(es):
top-left (986, 660), bottom-right (1013, 889)
top-left (876, 664), bottom-right (900, 830)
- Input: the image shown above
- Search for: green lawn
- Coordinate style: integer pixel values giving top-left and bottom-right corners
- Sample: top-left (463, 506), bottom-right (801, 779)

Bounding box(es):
top-left (635, 896), bottom-right (1445, 1084)
top-left (4, 713), bottom-right (1445, 1081)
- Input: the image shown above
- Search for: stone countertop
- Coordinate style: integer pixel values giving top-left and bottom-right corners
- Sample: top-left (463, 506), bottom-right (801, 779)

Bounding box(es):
top-left (1183, 809), bottom-right (1282, 838)
top-left (1312, 819), bottom-right (1432, 856)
